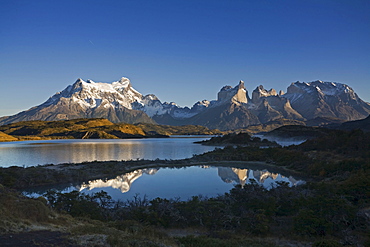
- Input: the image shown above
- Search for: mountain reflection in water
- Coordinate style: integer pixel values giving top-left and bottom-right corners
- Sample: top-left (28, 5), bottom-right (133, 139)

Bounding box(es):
top-left (75, 166), bottom-right (304, 200)
top-left (217, 167), bottom-right (302, 189)
top-left (79, 168), bottom-right (158, 193)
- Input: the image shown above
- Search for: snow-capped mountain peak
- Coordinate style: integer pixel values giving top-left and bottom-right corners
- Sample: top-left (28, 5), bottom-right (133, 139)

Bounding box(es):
top-left (282, 80), bottom-right (369, 121)
top-left (46, 77), bottom-right (196, 119)
top-left (287, 80), bottom-right (353, 96)
top-left (40, 77), bottom-right (146, 112)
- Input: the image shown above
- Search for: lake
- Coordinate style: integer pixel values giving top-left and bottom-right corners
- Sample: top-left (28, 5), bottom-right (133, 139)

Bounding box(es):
top-left (23, 165), bottom-right (305, 201)
top-left (3, 136), bottom-right (305, 200)
top-left (0, 136), bottom-right (215, 167)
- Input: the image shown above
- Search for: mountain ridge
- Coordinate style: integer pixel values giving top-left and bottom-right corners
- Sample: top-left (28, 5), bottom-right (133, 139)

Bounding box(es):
top-left (1, 77), bottom-right (369, 130)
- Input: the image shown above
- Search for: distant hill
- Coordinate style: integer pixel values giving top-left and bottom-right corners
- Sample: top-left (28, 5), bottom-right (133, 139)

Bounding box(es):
top-left (236, 118), bottom-right (306, 134)
top-left (0, 118), bottom-right (149, 140)
top-left (335, 115), bottom-right (370, 132)
top-left (196, 132), bottom-right (279, 147)
top-left (136, 123), bottom-right (223, 136)
top-left (0, 118), bottom-right (220, 141)
top-left (305, 116), bottom-right (347, 127)
top-left (263, 125), bottom-right (335, 140)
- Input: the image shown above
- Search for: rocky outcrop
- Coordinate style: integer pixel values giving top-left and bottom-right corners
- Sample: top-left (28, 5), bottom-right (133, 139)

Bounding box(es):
top-left (217, 81), bottom-right (249, 104)
top-left (183, 103), bottom-right (260, 130)
top-left (249, 85), bottom-right (304, 123)
top-left (251, 85), bottom-right (277, 104)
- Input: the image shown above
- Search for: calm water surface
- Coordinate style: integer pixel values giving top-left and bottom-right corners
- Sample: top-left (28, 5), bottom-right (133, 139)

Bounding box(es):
top-left (0, 136), bottom-right (215, 167)
top-left (24, 165), bottom-right (305, 201)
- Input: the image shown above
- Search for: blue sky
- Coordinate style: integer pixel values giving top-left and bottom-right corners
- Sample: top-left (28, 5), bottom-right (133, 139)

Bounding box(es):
top-left (1, 0), bottom-right (369, 117)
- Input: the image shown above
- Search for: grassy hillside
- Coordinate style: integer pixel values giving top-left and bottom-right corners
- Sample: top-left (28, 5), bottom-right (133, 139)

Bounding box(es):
top-left (0, 131), bottom-right (18, 142)
top-left (0, 118), bottom-right (223, 142)
top-left (0, 118), bottom-right (149, 140)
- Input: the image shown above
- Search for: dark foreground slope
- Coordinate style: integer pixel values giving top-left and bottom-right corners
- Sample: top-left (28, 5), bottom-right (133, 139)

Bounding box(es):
top-left (335, 115), bottom-right (370, 132)
top-left (0, 128), bottom-right (369, 246)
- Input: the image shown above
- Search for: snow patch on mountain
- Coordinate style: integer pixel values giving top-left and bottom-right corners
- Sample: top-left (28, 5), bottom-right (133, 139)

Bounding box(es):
top-left (285, 80), bottom-right (353, 97)
top-left (42, 77), bottom-right (182, 118)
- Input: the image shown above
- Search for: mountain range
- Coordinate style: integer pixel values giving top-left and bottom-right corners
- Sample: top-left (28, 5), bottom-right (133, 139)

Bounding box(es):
top-left (1, 77), bottom-right (369, 130)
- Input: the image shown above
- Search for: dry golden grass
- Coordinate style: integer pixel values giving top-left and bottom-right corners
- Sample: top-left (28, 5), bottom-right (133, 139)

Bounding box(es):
top-left (0, 131), bottom-right (17, 141)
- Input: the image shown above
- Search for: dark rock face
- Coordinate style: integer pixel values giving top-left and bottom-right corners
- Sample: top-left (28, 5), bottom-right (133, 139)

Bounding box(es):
top-left (189, 103), bottom-right (260, 130)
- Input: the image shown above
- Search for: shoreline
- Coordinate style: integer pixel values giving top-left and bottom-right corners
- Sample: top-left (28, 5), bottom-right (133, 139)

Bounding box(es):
top-left (0, 134), bottom-right (171, 143)
top-left (1, 158), bottom-right (312, 191)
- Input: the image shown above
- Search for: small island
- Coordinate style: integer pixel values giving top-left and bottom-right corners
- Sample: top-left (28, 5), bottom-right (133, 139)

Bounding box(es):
top-left (195, 132), bottom-right (280, 147)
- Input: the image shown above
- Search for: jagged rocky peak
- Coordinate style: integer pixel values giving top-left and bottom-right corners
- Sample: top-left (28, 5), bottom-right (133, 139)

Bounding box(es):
top-left (114, 77), bottom-right (131, 88)
top-left (111, 77), bottom-right (138, 96)
top-left (252, 85), bottom-right (278, 103)
top-left (199, 100), bottom-right (211, 106)
top-left (282, 80), bottom-right (370, 121)
top-left (286, 81), bottom-right (307, 94)
top-left (238, 80), bottom-right (246, 90)
top-left (143, 94), bottom-right (159, 101)
top-left (193, 100), bottom-right (211, 107)
top-left (191, 100), bottom-right (212, 112)
top-left (76, 78), bottom-right (84, 83)
top-left (119, 77), bottom-right (130, 83)
top-left (71, 78), bottom-right (85, 90)
top-left (286, 80), bottom-right (353, 96)
top-left (217, 80), bottom-right (248, 104)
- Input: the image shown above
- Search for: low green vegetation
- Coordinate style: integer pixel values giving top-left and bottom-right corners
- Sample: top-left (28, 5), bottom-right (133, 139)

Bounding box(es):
top-left (195, 132), bottom-right (279, 147)
top-left (263, 125), bottom-right (336, 140)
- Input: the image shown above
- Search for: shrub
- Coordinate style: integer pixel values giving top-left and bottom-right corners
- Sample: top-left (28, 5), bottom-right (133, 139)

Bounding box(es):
top-left (312, 239), bottom-right (341, 247)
